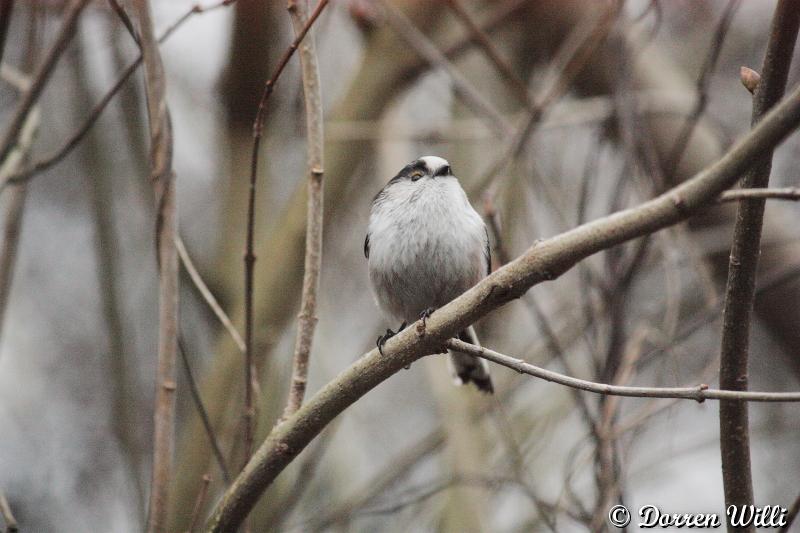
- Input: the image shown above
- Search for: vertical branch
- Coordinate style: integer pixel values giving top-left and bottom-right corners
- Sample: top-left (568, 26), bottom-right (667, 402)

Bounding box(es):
top-left (718, 1), bottom-right (799, 529)
top-left (281, 0), bottom-right (325, 420)
top-left (241, 0), bottom-right (329, 467)
top-left (130, 1), bottom-right (180, 532)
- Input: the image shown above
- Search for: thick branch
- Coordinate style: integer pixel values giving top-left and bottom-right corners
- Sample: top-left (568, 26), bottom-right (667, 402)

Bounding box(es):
top-left (282, 0), bottom-right (325, 420)
top-left (204, 75), bottom-right (800, 533)
top-left (718, 1), bottom-right (799, 527)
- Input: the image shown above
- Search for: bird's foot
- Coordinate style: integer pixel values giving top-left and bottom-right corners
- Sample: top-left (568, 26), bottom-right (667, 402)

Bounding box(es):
top-left (416, 307), bottom-right (436, 335)
top-left (377, 322), bottom-right (407, 355)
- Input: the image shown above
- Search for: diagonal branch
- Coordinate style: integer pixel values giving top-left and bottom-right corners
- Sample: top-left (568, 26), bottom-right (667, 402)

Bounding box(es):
top-left (0, 0), bottom-right (90, 166)
top-left (204, 70), bottom-right (800, 533)
top-left (717, 1), bottom-right (800, 528)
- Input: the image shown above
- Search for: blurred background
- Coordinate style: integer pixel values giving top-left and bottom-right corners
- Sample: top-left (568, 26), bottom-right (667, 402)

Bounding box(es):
top-left (0, 0), bottom-right (799, 531)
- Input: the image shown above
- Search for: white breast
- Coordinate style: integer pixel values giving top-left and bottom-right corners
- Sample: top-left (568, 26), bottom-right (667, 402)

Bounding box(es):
top-left (367, 177), bottom-right (487, 323)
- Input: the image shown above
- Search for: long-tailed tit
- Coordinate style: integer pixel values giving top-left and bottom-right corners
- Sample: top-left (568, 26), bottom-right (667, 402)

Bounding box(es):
top-left (364, 156), bottom-right (494, 393)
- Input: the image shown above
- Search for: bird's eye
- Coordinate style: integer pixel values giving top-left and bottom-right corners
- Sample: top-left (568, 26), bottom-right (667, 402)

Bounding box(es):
top-left (410, 170), bottom-right (424, 181)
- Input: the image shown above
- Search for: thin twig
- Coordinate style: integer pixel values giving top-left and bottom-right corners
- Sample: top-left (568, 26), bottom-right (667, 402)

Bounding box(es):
top-left (205, 78), bottom-right (800, 533)
top-left (377, 0), bottom-right (512, 137)
top-left (178, 336), bottom-right (231, 484)
top-left (131, 1), bottom-right (180, 531)
top-left (444, 0), bottom-right (532, 107)
top-left (779, 489), bottom-right (800, 533)
top-left (446, 339), bottom-right (800, 403)
top-left (176, 235), bottom-right (245, 353)
top-left (717, 1), bottom-right (799, 527)
top-left (0, 0), bottom-right (14, 66)
top-left (242, 0), bottom-right (330, 471)
top-left (0, 105), bottom-right (38, 344)
top-left (662, 0), bottom-right (741, 179)
top-left (186, 474), bottom-right (211, 533)
top-left (0, 0), bottom-right (235, 191)
top-left (0, 491), bottom-right (17, 533)
top-left (718, 186), bottom-right (800, 202)
top-left (281, 0), bottom-right (325, 420)
top-left (473, 1), bottom-right (619, 195)
top-left (0, 0), bottom-right (89, 166)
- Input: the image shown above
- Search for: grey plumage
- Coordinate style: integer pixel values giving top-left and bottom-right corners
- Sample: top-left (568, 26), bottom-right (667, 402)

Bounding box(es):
top-left (365, 156), bottom-right (493, 393)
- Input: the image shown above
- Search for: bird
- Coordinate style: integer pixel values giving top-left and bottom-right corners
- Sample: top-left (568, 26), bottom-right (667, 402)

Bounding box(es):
top-left (364, 156), bottom-right (494, 393)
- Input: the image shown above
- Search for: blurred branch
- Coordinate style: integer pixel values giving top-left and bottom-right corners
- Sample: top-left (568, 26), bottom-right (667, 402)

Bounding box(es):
top-left (186, 474), bottom-right (211, 533)
top-left (0, 0), bottom-right (13, 66)
top-left (663, 0), bottom-right (741, 179)
top-left (0, 0), bottom-right (234, 192)
top-left (178, 337), bottom-right (231, 484)
top-left (473, 1), bottom-right (619, 195)
top-left (444, 0), bottom-right (532, 108)
top-left (0, 0), bottom-right (89, 166)
top-left (176, 236), bottom-right (245, 353)
top-left (0, 491), bottom-right (17, 533)
top-left (718, 187), bottom-right (800, 202)
top-left (0, 105), bottom-right (37, 343)
top-left (281, 0), bottom-right (325, 420)
top-left (447, 339), bottom-right (800, 402)
top-left (780, 490), bottom-right (800, 533)
top-left (241, 0), bottom-right (329, 471)
top-left (205, 81), bottom-right (800, 533)
top-left (377, 0), bottom-right (512, 137)
top-left (718, 0), bottom-right (799, 527)
top-left (131, 0), bottom-right (180, 531)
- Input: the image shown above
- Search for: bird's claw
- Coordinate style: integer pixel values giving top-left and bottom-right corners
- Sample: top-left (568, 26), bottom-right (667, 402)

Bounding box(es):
top-left (377, 322), bottom-right (407, 355)
top-left (416, 307), bottom-right (436, 334)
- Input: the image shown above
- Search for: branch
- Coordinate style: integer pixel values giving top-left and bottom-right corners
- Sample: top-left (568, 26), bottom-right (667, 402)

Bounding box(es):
top-left (0, 0), bottom-right (89, 166)
top-left (281, 0), bottom-right (325, 420)
top-left (0, 491), bottom-right (17, 533)
top-left (241, 0), bottom-right (329, 470)
top-left (446, 339), bottom-right (800, 402)
top-left (0, 105), bottom-right (38, 344)
top-left (204, 71), bottom-right (800, 533)
top-left (0, 0), bottom-right (234, 192)
top-left (717, 1), bottom-right (799, 526)
top-left (131, 1), bottom-right (180, 531)
top-left (176, 235), bottom-right (245, 353)
top-left (377, 0), bottom-right (512, 137)
top-left (718, 186), bottom-right (800, 202)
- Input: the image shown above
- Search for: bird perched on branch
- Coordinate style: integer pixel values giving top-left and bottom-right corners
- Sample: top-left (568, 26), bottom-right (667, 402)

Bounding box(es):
top-left (365, 156), bottom-right (494, 393)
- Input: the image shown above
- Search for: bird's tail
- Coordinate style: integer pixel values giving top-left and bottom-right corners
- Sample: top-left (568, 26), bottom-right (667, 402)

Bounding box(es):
top-left (447, 326), bottom-right (494, 394)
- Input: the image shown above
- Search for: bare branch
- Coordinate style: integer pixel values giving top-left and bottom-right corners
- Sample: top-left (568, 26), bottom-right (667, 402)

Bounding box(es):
top-left (0, 0), bottom-right (235, 191)
top-left (131, 0), bottom-right (181, 531)
top-left (447, 339), bottom-right (800, 402)
top-left (0, 491), bottom-right (17, 533)
top-left (0, 0), bottom-right (89, 166)
top-left (176, 235), bottom-right (245, 353)
top-left (282, 0), bottom-right (325, 420)
top-left (0, 105), bottom-right (38, 344)
top-left (241, 0), bottom-right (329, 470)
top-left (186, 474), bottom-right (211, 533)
top-left (377, 0), bottom-right (512, 137)
top-left (204, 73), bottom-right (800, 533)
top-left (718, 1), bottom-right (799, 527)
top-left (718, 186), bottom-right (800, 202)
